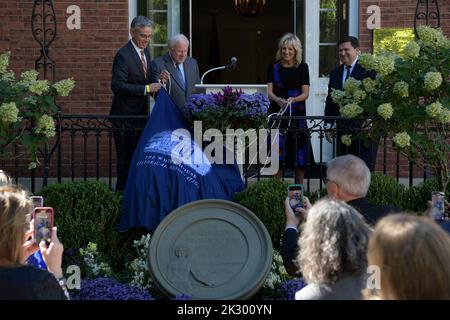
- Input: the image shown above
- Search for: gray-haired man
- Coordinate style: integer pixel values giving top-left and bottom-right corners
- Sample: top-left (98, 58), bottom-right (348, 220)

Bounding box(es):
top-left (149, 34), bottom-right (201, 118)
top-left (110, 16), bottom-right (164, 192)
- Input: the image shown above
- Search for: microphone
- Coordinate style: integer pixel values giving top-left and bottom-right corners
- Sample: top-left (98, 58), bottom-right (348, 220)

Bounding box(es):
top-left (200, 57), bottom-right (238, 84)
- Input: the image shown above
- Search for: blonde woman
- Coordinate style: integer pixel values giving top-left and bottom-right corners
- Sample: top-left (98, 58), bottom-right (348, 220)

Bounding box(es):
top-left (267, 33), bottom-right (311, 184)
top-left (368, 214), bottom-right (450, 299)
top-left (294, 198), bottom-right (372, 300)
top-left (0, 186), bottom-right (68, 299)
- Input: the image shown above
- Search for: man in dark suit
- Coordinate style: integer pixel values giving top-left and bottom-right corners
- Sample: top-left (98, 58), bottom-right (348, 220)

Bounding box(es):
top-left (110, 16), bottom-right (163, 192)
top-left (149, 34), bottom-right (200, 118)
top-left (324, 36), bottom-right (377, 171)
top-left (281, 154), bottom-right (401, 276)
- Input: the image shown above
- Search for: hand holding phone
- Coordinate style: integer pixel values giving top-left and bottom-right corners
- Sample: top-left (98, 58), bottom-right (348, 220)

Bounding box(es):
top-left (288, 184), bottom-right (304, 212)
top-left (33, 207), bottom-right (54, 244)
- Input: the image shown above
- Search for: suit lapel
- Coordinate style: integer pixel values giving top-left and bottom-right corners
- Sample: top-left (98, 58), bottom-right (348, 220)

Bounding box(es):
top-left (127, 41), bottom-right (147, 81)
top-left (351, 62), bottom-right (365, 80)
top-left (338, 64), bottom-right (345, 90)
top-left (183, 60), bottom-right (189, 92)
top-left (164, 53), bottom-right (185, 90)
top-left (144, 49), bottom-right (151, 81)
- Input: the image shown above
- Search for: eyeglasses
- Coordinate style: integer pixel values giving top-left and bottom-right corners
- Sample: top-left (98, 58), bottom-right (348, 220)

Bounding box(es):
top-left (138, 33), bottom-right (152, 39)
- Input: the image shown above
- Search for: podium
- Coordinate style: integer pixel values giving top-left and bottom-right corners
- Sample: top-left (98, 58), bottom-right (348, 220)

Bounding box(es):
top-left (194, 84), bottom-right (268, 95)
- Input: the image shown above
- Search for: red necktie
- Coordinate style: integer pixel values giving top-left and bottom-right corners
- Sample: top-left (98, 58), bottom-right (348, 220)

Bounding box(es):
top-left (140, 50), bottom-right (147, 78)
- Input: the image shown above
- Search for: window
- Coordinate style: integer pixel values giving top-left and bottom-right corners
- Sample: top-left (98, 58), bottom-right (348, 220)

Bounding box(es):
top-left (138, 0), bottom-right (169, 58)
top-left (318, 0), bottom-right (348, 76)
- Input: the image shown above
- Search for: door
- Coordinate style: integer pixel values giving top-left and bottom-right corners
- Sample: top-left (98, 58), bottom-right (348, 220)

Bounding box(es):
top-left (182, 0), bottom-right (292, 84)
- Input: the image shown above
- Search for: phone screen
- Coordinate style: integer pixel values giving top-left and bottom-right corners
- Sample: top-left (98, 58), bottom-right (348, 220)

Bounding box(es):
top-left (288, 184), bottom-right (304, 211)
top-left (33, 207), bottom-right (54, 244)
top-left (30, 196), bottom-right (44, 210)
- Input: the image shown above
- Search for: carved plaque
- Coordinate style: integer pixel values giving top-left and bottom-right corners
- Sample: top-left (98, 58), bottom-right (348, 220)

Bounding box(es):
top-left (148, 199), bottom-right (273, 299)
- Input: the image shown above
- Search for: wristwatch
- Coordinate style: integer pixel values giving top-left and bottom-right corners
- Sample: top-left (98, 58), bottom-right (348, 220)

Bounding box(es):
top-left (57, 277), bottom-right (67, 287)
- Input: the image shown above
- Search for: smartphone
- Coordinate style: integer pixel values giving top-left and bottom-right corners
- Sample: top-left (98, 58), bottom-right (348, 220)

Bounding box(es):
top-left (288, 184), bottom-right (304, 212)
top-left (33, 207), bottom-right (54, 244)
top-left (30, 196), bottom-right (44, 210)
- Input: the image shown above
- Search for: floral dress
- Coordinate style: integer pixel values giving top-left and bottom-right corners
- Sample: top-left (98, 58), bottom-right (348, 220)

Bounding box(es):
top-left (267, 62), bottom-right (311, 168)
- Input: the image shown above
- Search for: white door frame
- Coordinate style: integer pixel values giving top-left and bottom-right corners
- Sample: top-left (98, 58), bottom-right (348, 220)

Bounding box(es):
top-left (303, 0), bottom-right (359, 163)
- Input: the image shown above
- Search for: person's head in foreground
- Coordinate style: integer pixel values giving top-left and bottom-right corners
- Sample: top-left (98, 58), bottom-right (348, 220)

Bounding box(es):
top-left (295, 198), bottom-right (372, 300)
top-left (368, 214), bottom-right (450, 300)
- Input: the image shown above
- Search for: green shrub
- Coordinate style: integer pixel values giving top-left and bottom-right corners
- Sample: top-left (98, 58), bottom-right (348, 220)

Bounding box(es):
top-left (37, 181), bottom-right (135, 273)
top-left (367, 172), bottom-right (407, 209)
top-left (403, 178), bottom-right (450, 213)
top-left (234, 179), bottom-right (289, 250)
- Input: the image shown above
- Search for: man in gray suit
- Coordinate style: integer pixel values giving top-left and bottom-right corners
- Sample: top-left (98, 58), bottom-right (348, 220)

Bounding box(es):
top-left (149, 34), bottom-right (200, 118)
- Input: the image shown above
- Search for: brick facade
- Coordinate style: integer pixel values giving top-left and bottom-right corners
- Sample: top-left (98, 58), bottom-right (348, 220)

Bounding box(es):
top-left (359, 0), bottom-right (450, 52)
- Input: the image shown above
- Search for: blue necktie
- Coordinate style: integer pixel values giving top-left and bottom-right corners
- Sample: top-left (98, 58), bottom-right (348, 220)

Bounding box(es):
top-left (176, 64), bottom-right (186, 90)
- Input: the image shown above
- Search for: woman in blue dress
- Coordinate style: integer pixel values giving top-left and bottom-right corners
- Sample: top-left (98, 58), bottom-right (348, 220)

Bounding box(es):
top-left (267, 33), bottom-right (311, 184)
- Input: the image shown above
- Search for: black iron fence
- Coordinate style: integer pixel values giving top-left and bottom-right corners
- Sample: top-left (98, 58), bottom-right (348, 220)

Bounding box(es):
top-left (2, 115), bottom-right (431, 193)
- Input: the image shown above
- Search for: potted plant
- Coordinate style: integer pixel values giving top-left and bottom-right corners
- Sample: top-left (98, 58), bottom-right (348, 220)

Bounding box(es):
top-left (185, 86), bottom-right (270, 132)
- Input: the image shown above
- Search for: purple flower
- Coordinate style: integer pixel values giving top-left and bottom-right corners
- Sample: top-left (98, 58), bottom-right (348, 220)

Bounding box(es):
top-left (185, 87), bottom-right (269, 130)
top-left (279, 279), bottom-right (307, 300)
top-left (71, 277), bottom-right (154, 300)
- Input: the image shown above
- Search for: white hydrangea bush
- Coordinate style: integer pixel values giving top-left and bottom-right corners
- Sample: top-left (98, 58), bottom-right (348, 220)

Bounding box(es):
top-left (331, 26), bottom-right (450, 191)
top-left (0, 51), bottom-right (75, 167)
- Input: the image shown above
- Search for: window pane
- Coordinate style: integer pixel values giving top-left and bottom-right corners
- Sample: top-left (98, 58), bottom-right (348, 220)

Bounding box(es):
top-left (148, 0), bottom-right (167, 10)
top-left (320, 10), bottom-right (337, 43)
top-left (319, 45), bottom-right (338, 77)
top-left (320, 0), bottom-right (337, 9)
top-left (149, 46), bottom-right (168, 59)
top-left (148, 12), bottom-right (168, 44)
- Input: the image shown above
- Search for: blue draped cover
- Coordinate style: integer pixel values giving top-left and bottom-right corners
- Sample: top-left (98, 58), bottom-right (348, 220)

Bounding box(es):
top-left (119, 89), bottom-right (245, 232)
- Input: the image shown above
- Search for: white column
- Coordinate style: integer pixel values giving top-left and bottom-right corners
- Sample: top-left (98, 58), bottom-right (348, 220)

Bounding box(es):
top-left (305, 0), bottom-right (333, 163)
top-left (349, 0), bottom-right (359, 37)
top-left (128, 0), bottom-right (137, 39)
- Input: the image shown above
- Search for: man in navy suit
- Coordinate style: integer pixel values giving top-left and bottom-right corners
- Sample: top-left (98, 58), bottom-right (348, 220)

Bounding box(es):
top-left (324, 36), bottom-right (377, 171)
top-left (110, 16), bottom-right (164, 192)
top-left (149, 34), bottom-right (201, 118)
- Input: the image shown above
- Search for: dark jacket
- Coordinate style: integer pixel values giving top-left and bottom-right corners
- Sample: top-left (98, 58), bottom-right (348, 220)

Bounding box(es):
top-left (280, 197), bottom-right (401, 277)
top-left (149, 52), bottom-right (200, 117)
top-left (110, 41), bottom-right (151, 116)
top-left (0, 265), bottom-right (67, 300)
top-left (324, 61), bottom-right (376, 121)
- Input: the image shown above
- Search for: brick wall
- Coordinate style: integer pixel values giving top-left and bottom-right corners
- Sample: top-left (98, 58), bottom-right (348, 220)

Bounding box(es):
top-left (359, 0), bottom-right (450, 52)
top-left (0, 0), bottom-right (129, 179)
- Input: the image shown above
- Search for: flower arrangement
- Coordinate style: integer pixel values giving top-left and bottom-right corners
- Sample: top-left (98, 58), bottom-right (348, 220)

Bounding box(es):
top-left (330, 26), bottom-right (450, 191)
top-left (0, 51), bottom-right (75, 168)
top-left (185, 86), bottom-right (270, 132)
